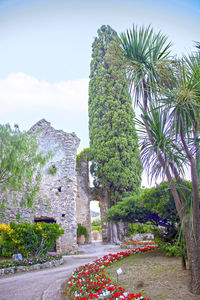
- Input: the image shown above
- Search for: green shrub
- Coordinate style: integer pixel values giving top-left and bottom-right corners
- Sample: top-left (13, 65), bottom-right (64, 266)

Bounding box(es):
top-left (150, 225), bottom-right (177, 243)
top-left (91, 225), bottom-right (102, 232)
top-left (0, 222), bottom-right (64, 258)
top-left (76, 148), bottom-right (90, 165)
top-left (77, 224), bottom-right (88, 239)
top-left (91, 219), bottom-right (101, 227)
top-left (126, 223), bottom-right (153, 236)
top-left (159, 241), bottom-right (186, 258)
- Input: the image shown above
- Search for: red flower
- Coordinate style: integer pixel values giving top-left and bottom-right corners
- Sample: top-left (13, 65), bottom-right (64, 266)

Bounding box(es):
top-left (67, 245), bottom-right (158, 300)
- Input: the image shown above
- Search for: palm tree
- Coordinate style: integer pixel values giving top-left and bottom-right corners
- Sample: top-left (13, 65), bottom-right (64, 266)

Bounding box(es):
top-left (158, 56), bottom-right (200, 294)
top-left (113, 26), bottom-right (200, 294)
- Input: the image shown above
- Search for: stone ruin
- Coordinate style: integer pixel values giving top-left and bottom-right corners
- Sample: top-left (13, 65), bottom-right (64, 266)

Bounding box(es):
top-left (1, 119), bottom-right (79, 253)
top-left (1, 119), bottom-right (127, 254)
top-left (1, 119), bottom-right (128, 253)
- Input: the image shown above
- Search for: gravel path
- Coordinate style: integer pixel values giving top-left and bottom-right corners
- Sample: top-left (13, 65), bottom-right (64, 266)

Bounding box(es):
top-left (0, 242), bottom-right (121, 300)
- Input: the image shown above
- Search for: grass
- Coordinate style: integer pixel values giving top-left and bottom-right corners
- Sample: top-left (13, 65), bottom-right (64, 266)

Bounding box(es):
top-left (103, 249), bottom-right (197, 300)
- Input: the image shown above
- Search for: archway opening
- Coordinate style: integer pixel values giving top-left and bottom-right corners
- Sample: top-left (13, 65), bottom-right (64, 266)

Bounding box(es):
top-left (90, 200), bottom-right (102, 242)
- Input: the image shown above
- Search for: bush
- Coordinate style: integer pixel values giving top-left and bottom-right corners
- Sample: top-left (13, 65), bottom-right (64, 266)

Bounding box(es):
top-left (0, 222), bottom-right (64, 258)
top-left (91, 219), bottom-right (101, 227)
top-left (91, 225), bottom-right (102, 232)
top-left (77, 224), bottom-right (88, 239)
top-left (159, 241), bottom-right (187, 258)
top-left (91, 219), bottom-right (102, 232)
top-left (155, 234), bottom-right (187, 258)
top-left (126, 223), bottom-right (153, 236)
top-left (151, 225), bottom-right (177, 243)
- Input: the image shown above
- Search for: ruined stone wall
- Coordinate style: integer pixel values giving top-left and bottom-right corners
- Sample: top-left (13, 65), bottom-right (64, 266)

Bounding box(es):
top-left (1, 119), bottom-right (80, 254)
top-left (1, 119), bottom-right (125, 251)
top-left (76, 154), bottom-right (91, 242)
top-left (75, 152), bottom-right (111, 244)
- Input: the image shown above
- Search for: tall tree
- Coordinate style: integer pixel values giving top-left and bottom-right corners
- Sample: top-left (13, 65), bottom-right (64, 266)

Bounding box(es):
top-left (112, 25), bottom-right (200, 294)
top-left (89, 25), bottom-right (142, 240)
top-left (0, 124), bottom-right (48, 211)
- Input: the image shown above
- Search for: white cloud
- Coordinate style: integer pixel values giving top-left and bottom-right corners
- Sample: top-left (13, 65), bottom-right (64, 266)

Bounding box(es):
top-left (0, 72), bottom-right (89, 113)
top-left (0, 72), bottom-right (172, 188)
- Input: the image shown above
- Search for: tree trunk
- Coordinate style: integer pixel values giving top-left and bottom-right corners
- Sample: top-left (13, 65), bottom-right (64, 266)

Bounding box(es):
top-left (183, 214), bottom-right (200, 294)
top-left (108, 222), bottom-right (121, 244)
top-left (141, 81), bottom-right (200, 294)
top-left (168, 181), bottom-right (200, 295)
top-left (181, 256), bottom-right (186, 270)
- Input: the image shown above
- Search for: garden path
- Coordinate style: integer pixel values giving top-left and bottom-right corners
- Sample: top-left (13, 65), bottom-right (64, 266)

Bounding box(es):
top-left (0, 242), bottom-right (121, 300)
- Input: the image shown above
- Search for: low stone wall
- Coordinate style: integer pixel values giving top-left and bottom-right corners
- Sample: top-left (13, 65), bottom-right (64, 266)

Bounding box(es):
top-left (123, 233), bottom-right (154, 242)
top-left (120, 243), bottom-right (154, 249)
top-left (0, 257), bottom-right (64, 276)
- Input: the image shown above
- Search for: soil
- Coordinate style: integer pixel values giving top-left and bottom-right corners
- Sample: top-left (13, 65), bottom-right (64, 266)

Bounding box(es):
top-left (104, 249), bottom-right (199, 300)
top-left (61, 280), bottom-right (68, 300)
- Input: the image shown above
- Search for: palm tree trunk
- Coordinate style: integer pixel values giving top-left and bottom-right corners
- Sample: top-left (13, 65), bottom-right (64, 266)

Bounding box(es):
top-left (194, 126), bottom-right (200, 187)
top-left (141, 83), bottom-right (200, 294)
top-left (184, 214), bottom-right (200, 294)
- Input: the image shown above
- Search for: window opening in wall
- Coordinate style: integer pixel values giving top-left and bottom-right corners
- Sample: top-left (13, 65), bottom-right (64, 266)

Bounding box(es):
top-left (57, 186), bottom-right (62, 192)
top-left (90, 200), bottom-right (102, 243)
top-left (62, 214), bottom-right (65, 217)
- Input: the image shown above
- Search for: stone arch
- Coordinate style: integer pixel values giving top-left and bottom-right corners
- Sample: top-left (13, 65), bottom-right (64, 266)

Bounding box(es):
top-left (76, 149), bottom-right (111, 243)
top-left (90, 200), bottom-right (102, 242)
top-left (92, 193), bottom-right (109, 243)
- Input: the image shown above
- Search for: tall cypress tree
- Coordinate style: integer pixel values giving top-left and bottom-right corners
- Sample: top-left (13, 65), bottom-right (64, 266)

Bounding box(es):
top-left (89, 25), bottom-right (142, 204)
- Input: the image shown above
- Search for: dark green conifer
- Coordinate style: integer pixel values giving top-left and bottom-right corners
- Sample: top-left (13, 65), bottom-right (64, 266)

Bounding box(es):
top-left (89, 25), bottom-right (142, 204)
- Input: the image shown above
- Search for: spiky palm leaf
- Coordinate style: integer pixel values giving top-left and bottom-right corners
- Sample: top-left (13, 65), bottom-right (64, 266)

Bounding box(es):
top-left (136, 104), bottom-right (187, 183)
top-left (118, 25), bottom-right (172, 106)
top-left (158, 55), bottom-right (200, 162)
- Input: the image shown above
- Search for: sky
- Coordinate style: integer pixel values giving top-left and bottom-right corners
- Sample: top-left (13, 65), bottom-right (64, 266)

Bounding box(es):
top-left (0, 0), bottom-right (199, 187)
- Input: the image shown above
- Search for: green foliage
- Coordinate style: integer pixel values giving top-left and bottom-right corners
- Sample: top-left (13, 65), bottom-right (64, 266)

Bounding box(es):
top-left (47, 164), bottom-right (57, 175)
top-left (106, 181), bottom-right (192, 242)
top-left (139, 181), bottom-right (180, 221)
top-left (158, 241), bottom-right (187, 258)
top-left (114, 25), bottom-right (200, 292)
top-left (126, 223), bottom-right (152, 236)
top-left (91, 225), bottom-right (102, 232)
top-left (0, 222), bottom-right (64, 258)
top-left (91, 219), bottom-right (101, 227)
top-left (77, 223), bottom-right (88, 239)
top-left (117, 25), bottom-right (173, 105)
top-left (0, 124), bottom-right (49, 209)
top-left (89, 25), bottom-right (142, 203)
top-left (107, 180), bottom-right (191, 224)
top-left (76, 148), bottom-right (90, 165)
top-left (91, 218), bottom-right (102, 232)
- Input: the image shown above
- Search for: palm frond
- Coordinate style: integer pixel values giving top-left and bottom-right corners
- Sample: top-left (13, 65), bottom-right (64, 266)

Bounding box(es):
top-left (119, 25), bottom-right (172, 107)
top-left (136, 104), bottom-right (187, 183)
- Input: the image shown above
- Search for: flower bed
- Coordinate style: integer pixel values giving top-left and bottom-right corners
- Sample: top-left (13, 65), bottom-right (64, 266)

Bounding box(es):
top-left (67, 245), bottom-right (158, 299)
top-left (0, 255), bottom-right (64, 276)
